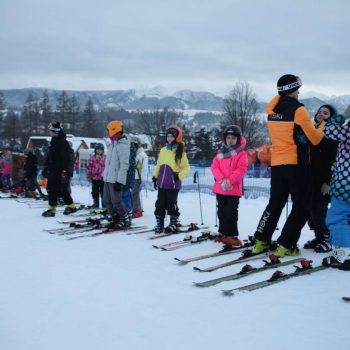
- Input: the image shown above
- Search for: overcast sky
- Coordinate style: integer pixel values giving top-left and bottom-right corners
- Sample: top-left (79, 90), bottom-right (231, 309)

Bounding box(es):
top-left (0, 0), bottom-right (349, 100)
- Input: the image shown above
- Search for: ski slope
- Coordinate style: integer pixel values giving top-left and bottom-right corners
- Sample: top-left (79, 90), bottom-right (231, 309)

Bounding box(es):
top-left (1, 187), bottom-right (349, 350)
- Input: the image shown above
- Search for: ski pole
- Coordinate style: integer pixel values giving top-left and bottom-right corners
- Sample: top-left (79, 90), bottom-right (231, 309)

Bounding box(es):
top-left (193, 170), bottom-right (204, 225)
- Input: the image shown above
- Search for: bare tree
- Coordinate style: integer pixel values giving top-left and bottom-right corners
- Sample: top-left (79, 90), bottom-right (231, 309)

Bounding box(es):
top-left (134, 107), bottom-right (182, 154)
top-left (223, 81), bottom-right (268, 147)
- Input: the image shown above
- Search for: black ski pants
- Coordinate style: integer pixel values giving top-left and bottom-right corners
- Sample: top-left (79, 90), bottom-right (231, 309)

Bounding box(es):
top-left (217, 194), bottom-right (240, 237)
top-left (91, 179), bottom-right (104, 202)
top-left (154, 188), bottom-right (180, 217)
top-left (254, 164), bottom-right (312, 249)
top-left (308, 199), bottom-right (330, 240)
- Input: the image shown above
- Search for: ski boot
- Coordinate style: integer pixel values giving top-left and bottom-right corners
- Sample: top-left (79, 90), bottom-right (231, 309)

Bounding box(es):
top-left (63, 204), bottom-right (77, 215)
top-left (115, 213), bottom-right (131, 229)
top-left (274, 244), bottom-right (300, 258)
top-left (164, 215), bottom-right (180, 233)
top-left (252, 239), bottom-right (269, 254)
top-left (220, 236), bottom-right (242, 247)
top-left (154, 215), bottom-right (164, 234)
top-left (42, 206), bottom-right (56, 217)
top-left (322, 249), bottom-right (345, 268)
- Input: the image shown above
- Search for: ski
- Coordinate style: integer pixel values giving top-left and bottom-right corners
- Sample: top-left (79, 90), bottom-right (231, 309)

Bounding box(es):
top-left (193, 249), bottom-right (271, 272)
top-left (66, 225), bottom-right (148, 240)
top-left (174, 242), bottom-right (254, 265)
top-left (57, 216), bottom-right (106, 225)
top-left (193, 255), bottom-right (303, 287)
top-left (148, 224), bottom-right (210, 239)
top-left (152, 231), bottom-right (214, 250)
top-left (45, 218), bottom-right (105, 232)
top-left (342, 297), bottom-right (350, 302)
top-left (68, 209), bottom-right (108, 217)
top-left (222, 260), bottom-right (328, 296)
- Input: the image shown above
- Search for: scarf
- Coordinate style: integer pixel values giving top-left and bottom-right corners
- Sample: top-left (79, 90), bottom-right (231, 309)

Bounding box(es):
top-left (217, 142), bottom-right (245, 160)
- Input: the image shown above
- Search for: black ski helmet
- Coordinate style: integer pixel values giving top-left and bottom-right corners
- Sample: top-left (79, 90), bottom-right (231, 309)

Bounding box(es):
top-left (94, 143), bottom-right (104, 151)
top-left (223, 125), bottom-right (242, 144)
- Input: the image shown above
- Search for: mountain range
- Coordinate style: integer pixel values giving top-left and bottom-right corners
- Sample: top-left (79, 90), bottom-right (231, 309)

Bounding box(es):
top-left (1, 87), bottom-right (350, 115)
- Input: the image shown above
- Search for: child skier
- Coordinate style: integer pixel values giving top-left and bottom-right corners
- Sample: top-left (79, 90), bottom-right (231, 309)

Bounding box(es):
top-left (131, 139), bottom-right (149, 218)
top-left (321, 115), bottom-right (350, 270)
top-left (304, 105), bottom-right (339, 252)
top-left (102, 121), bottom-right (131, 229)
top-left (211, 125), bottom-right (248, 251)
top-left (87, 143), bottom-right (106, 208)
top-left (152, 125), bottom-right (190, 234)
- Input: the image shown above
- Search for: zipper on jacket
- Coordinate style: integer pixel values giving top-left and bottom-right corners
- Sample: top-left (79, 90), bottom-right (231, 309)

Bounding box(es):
top-left (160, 166), bottom-right (167, 188)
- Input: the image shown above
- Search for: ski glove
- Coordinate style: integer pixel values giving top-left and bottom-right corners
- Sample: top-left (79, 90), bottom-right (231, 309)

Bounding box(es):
top-left (220, 178), bottom-right (233, 191)
top-left (152, 177), bottom-right (158, 190)
top-left (173, 173), bottom-right (179, 182)
top-left (114, 182), bottom-right (123, 191)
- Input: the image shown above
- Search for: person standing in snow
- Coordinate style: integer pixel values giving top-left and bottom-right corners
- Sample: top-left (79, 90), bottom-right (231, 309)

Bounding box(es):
top-left (152, 125), bottom-right (190, 234)
top-left (321, 115), bottom-right (350, 270)
top-left (41, 122), bottom-right (77, 217)
top-left (102, 120), bottom-right (131, 229)
top-left (86, 143), bottom-right (105, 208)
top-left (131, 140), bottom-right (149, 218)
top-left (211, 125), bottom-right (248, 251)
top-left (303, 105), bottom-right (339, 252)
top-left (251, 74), bottom-right (324, 257)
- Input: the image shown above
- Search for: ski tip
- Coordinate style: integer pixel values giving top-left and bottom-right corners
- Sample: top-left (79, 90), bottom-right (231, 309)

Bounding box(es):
top-left (174, 257), bottom-right (186, 264)
top-left (193, 267), bottom-right (202, 271)
top-left (152, 245), bottom-right (159, 249)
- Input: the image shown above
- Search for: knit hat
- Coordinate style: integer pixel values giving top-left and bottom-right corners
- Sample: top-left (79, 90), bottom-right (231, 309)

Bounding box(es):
top-left (277, 74), bottom-right (302, 95)
top-left (223, 125), bottom-right (242, 144)
top-left (48, 122), bottom-right (62, 133)
top-left (166, 125), bottom-right (183, 143)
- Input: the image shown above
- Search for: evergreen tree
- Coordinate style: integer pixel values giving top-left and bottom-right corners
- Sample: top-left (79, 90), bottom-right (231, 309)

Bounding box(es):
top-left (39, 89), bottom-right (52, 134)
top-left (3, 109), bottom-right (21, 140)
top-left (0, 91), bottom-right (7, 139)
top-left (191, 128), bottom-right (216, 160)
top-left (68, 95), bottom-right (80, 135)
top-left (21, 93), bottom-right (40, 136)
top-left (82, 97), bottom-right (97, 136)
top-left (56, 90), bottom-right (69, 128)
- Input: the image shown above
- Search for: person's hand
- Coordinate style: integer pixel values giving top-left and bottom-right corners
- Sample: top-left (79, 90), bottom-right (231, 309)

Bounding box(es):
top-left (61, 170), bottom-right (69, 186)
top-left (173, 173), bottom-right (179, 182)
top-left (320, 183), bottom-right (330, 196)
top-left (114, 182), bottom-right (123, 191)
top-left (220, 178), bottom-right (232, 191)
top-left (152, 177), bottom-right (158, 190)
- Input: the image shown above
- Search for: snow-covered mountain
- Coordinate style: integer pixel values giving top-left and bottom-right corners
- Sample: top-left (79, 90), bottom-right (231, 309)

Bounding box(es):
top-left (1, 87), bottom-right (349, 114)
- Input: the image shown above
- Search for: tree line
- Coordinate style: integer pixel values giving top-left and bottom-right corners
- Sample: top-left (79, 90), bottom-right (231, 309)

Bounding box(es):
top-left (0, 82), bottom-right (269, 159)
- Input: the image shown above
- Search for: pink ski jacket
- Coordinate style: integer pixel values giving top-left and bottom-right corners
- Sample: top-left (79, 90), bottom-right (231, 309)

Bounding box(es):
top-left (211, 137), bottom-right (248, 197)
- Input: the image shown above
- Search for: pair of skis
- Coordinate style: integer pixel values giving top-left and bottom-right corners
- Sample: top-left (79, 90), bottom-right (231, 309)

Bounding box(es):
top-left (66, 225), bottom-right (149, 240)
top-left (194, 255), bottom-right (303, 287)
top-left (222, 259), bottom-right (328, 296)
top-left (152, 231), bottom-right (215, 251)
top-left (128, 223), bottom-right (209, 238)
top-left (174, 240), bottom-right (256, 264)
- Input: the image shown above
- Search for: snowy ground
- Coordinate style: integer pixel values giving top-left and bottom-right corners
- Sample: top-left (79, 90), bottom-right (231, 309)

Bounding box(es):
top-left (1, 187), bottom-right (349, 350)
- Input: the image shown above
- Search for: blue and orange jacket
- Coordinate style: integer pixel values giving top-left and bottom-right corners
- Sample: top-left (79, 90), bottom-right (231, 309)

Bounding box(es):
top-left (153, 144), bottom-right (190, 190)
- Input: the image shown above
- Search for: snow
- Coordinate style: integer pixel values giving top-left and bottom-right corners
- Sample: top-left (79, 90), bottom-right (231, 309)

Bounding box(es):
top-left (1, 187), bottom-right (349, 350)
